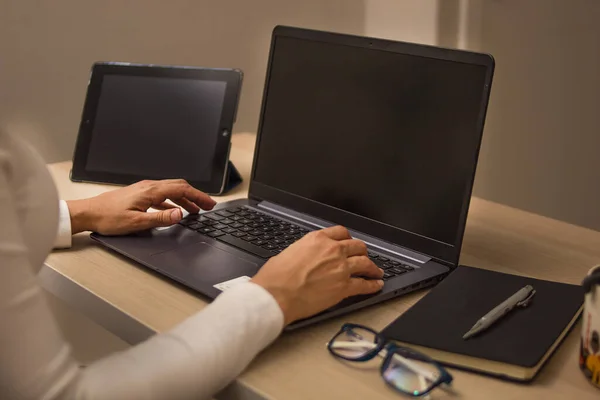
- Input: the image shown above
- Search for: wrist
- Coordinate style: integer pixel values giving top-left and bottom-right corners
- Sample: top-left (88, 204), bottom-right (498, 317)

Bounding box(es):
top-left (66, 199), bottom-right (96, 234)
top-left (250, 279), bottom-right (295, 325)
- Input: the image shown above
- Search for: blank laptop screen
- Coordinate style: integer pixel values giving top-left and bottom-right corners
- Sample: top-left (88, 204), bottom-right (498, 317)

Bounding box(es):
top-left (253, 35), bottom-right (488, 246)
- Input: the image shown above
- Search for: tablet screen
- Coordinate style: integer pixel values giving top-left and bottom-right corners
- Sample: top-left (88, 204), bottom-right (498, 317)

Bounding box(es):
top-left (85, 75), bottom-right (226, 182)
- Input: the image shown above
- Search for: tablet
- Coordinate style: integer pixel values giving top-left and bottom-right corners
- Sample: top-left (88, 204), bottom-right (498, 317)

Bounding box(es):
top-left (70, 62), bottom-right (243, 194)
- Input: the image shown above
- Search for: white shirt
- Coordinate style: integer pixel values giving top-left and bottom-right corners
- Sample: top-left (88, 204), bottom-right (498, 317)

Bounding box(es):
top-left (0, 131), bottom-right (284, 400)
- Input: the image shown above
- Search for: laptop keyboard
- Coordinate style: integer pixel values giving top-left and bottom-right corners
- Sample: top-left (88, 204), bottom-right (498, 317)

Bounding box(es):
top-left (179, 206), bottom-right (414, 280)
top-left (367, 252), bottom-right (415, 280)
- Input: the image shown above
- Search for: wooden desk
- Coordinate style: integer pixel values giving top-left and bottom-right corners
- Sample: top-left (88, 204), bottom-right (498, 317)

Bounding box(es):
top-left (43, 132), bottom-right (600, 399)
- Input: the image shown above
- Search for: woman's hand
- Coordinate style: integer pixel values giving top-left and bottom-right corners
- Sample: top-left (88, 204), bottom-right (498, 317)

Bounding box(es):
top-left (66, 179), bottom-right (216, 235)
top-left (251, 226), bottom-right (384, 325)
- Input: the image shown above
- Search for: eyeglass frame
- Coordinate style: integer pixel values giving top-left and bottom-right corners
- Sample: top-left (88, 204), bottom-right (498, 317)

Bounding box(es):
top-left (327, 323), bottom-right (453, 397)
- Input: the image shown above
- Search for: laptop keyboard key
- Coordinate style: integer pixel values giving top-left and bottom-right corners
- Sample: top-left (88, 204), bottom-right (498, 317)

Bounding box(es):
top-left (217, 234), bottom-right (276, 259)
top-left (263, 243), bottom-right (278, 250)
top-left (207, 230), bottom-right (225, 238)
top-left (240, 235), bottom-right (257, 242)
top-left (254, 239), bottom-right (268, 246)
top-left (223, 227), bottom-right (237, 234)
top-left (220, 219), bottom-right (234, 225)
top-left (198, 227), bottom-right (215, 234)
top-left (249, 230), bottom-right (263, 236)
top-left (213, 223), bottom-right (228, 230)
top-left (216, 211), bottom-right (234, 217)
top-left (232, 231), bottom-right (246, 237)
top-left (205, 213), bottom-right (224, 221)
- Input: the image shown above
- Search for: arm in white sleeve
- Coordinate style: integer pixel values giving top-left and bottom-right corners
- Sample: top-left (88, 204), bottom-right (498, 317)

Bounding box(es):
top-left (54, 200), bottom-right (72, 249)
top-left (69, 283), bottom-right (283, 399)
top-left (1, 156), bottom-right (284, 399)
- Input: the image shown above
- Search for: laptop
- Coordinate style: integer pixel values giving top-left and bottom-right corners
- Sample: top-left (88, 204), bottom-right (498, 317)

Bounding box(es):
top-left (92, 26), bottom-right (495, 329)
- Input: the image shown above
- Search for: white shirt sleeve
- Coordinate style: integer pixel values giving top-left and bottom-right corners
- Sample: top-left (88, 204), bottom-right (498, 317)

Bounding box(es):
top-left (67, 283), bottom-right (284, 400)
top-left (54, 200), bottom-right (72, 249)
top-left (1, 139), bottom-right (285, 400)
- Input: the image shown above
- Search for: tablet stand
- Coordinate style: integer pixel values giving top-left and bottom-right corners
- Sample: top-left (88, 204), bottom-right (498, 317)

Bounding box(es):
top-left (222, 161), bottom-right (243, 194)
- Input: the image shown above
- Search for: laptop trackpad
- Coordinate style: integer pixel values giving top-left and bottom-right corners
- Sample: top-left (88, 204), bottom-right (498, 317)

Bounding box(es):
top-left (150, 242), bottom-right (260, 286)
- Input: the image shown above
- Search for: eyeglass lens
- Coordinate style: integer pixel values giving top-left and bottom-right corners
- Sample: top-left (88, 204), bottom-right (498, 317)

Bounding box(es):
top-left (329, 326), bottom-right (380, 359)
top-left (382, 347), bottom-right (442, 396)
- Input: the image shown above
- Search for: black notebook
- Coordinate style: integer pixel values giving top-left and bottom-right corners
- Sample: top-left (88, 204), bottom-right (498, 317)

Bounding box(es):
top-left (381, 266), bottom-right (583, 381)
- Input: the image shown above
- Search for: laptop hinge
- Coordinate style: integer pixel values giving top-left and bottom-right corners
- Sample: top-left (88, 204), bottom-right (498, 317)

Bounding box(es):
top-left (256, 201), bottom-right (431, 265)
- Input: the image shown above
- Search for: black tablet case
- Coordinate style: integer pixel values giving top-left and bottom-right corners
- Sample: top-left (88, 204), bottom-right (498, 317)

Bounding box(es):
top-left (223, 161), bottom-right (243, 193)
top-left (70, 62), bottom-right (243, 195)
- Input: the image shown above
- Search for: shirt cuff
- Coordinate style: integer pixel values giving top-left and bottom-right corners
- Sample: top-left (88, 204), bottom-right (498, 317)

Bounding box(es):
top-left (54, 200), bottom-right (72, 249)
top-left (170, 281), bottom-right (285, 351)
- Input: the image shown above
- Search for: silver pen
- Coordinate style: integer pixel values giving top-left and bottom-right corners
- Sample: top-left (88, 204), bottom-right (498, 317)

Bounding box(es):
top-left (463, 285), bottom-right (536, 340)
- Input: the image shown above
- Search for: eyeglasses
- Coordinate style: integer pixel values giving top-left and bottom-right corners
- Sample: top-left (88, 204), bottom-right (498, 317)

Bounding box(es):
top-left (328, 323), bottom-right (453, 397)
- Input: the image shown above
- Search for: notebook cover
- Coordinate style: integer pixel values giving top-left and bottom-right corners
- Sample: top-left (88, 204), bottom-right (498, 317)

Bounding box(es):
top-left (381, 265), bottom-right (583, 368)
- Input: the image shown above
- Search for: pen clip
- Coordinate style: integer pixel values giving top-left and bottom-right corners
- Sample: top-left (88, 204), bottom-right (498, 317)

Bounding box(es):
top-left (516, 289), bottom-right (536, 307)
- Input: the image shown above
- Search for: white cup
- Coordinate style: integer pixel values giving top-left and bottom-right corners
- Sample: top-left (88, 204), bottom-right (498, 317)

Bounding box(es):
top-left (580, 265), bottom-right (600, 388)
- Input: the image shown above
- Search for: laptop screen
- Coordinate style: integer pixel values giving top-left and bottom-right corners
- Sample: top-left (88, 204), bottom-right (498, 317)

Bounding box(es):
top-left (253, 32), bottom-right (490, 256)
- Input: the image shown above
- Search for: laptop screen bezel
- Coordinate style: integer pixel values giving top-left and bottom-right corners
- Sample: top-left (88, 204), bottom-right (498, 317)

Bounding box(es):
top-left (248, 26), bottom-right (495, 266)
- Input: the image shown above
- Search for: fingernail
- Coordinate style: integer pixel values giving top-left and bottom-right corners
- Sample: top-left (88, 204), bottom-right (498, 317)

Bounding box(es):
top-left (378, 268), bottom-right (384, 274)
top-left (377, 280), bottom-right (384, 287)
top-left (170, 209), bottom-right (181, 222)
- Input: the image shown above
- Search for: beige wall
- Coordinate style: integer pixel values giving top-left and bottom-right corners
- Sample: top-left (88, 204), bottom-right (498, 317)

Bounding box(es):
top-left (465, 0), bottom-right (600, 231)
top-left (0, 0), bottom-right (365, 162)
top-left (364, 0), bottom-right (438, 44)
